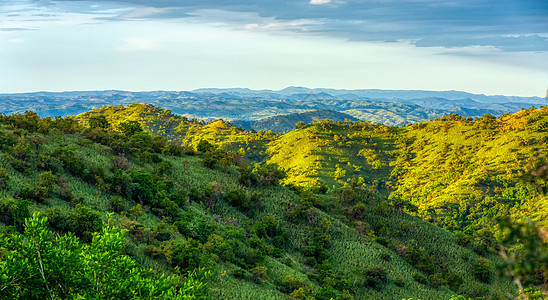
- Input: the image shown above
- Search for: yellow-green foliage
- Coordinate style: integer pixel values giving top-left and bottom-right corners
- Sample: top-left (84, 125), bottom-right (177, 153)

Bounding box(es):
top-left (75, 104), bottom-right (276, 160)
top-left (0, 109), bottom-right (523, 299)
top-left (391, 107), bottom-right (548, 228)
top-left (267, 120), bottom-right (393, 189)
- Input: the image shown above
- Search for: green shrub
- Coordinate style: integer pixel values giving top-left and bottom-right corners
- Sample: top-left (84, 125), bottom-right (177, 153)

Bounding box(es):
top-left (0, 197), bottom-right (29, 231)
top-left (108, 196), bottom-right (124, 213)
top-left (407, 248), bottom-right (436, 274)
top-left (249, 265), bottom-right (268, 283)
top-left (349, 202), bottom-right (367, 219)
top-left (446, 272), bottom-right (463, 290)
top-left (314, 286), bottom-right (338, 300)
top-left (455, 231), bottom-right (473, 246)
top-left (279, 274), bottom-right (311, 294)
top-left (363, 266), bottom-right (388, 289)
top-left (171, 238), bottom-right (207, 271)
top-left (428, 273), bottom-right (447, 288)
top-left (394, 276), bottom-right (406, 287)
top-left (473, 257), bottom-right (493, 283)
top-left (225, 188), bottom-right (249, 208)
top-left (231, 268), bottom-right (248, 279)
top-left (117, 120), bottom-right (143, 137)
top-left (152, 221), bottom-right (173, 241)
top-left (380, 253), bottom-right (391, 261)
top-left (71, 204), bottom-right (103, 242)
top-left (0, 168), bottom-right (8, 190)
top-left (45, 207), bottom-right (71, 232)
top-left (196, 139), bottom-right (215, 153)
top-left (413, 273), bottom-right (428, 285)
top-left (21, 171), bottom-right (57, 203)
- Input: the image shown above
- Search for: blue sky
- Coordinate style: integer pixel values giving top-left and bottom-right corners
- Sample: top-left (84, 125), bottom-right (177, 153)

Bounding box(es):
top-left (0, 0), bottom-right (547, 96)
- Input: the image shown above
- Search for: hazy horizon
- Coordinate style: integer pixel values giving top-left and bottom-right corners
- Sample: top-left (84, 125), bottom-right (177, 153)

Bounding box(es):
top-left (0, 86), bottom-right (546, 99)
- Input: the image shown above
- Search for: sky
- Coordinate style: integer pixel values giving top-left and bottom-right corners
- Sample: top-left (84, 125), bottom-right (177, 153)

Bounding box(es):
top-left (0, 0), bottom-right (547, 96)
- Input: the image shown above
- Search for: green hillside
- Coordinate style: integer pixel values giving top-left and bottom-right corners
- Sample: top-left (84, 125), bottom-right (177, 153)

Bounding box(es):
top-left (0, 109), bottom-right (531, 299)
top-left (74, 104), bottom-right (548, 234)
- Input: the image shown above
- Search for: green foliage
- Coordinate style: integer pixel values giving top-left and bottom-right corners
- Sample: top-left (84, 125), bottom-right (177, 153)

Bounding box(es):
top-left (0, 168), bottom-right (8, 190)
top-left (472, 257), bottom-right (493, 283)
top-left (0, 213), bottom-right (209, 299)
top-left (249, 265), bottom-right (268, 283)
top-left (0, 197), bottom-right (30, 231)
top-left (0, 105), bottom-right (533, 299)
top-left (21, 171), bottom-right (56, 202)
top-left (498, 217), bottom-right (548, 291)
top-left (363, 266), bottom-right (388, 289)
top-left (88, 115), bottom-right (109, 130)
top-left (196, 139), bottom-right (215, 153)
top-left (71, 204), bottom-right (103, 242)
top-left (118, 120), bottom-right (143, 137)
top-left (279, 274), bottom-right (312, 294)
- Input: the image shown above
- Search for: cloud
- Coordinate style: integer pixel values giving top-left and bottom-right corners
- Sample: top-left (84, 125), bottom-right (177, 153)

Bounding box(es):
top-left (115, 37), bottom-right (157, 52)
top-left (12, 0), bottom-right (548, 52)
top-left (8, 38), bottom-right (25, 43)
top-left (0, 27), bottom-right (36, 31)
top-left (310, 0), bottom-right (332, 5)
top-left (416, 34), bottom-right (548, 52)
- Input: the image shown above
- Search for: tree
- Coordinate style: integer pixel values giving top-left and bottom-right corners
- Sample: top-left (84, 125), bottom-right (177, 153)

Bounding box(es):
top-left (117, 120), bottom-right (143, 137)
top-left (89, 115), bottom-right (109, 130)
top-left (295, 122), bottom-right (306, 129)
top-left (0, 213), bottom-right (210, 299)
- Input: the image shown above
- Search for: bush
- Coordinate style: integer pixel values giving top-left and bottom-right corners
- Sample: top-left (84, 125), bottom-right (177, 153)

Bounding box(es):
top-left (231, 268), bottom-right (248, 279)
top-left (196, 139), bottom-right (215, 153)
top-left (249, 265), bottom-right (268, 283)
top-left (314, 286), bottom-right (338, 300)
top-left (394, 276), bottom-right (406, 287)
top-left (0, 198), bottom-right (29, 231)
top-left (445, 272), bottom-right (463, 290)
top-left (117, 120), bottom-right (143, 137)
top-left (455, 231), bottom-right (473, 246)
top-left (413, 273), bottom-right (428, 285)
top-left (363, 266), bottom-right (388, 288)
top-left (152, 221), bottom-right (173, 241)
top-left (279, 274), bottom-right (311, 294)
top-left (349, 202), bottom-right (367, 219)
top-left (108, 196), bottom-right (124, 213)
top-left (171, 238), bottom-right (206, 271)
top-left (21, 171), bottom-right (56, 203)
top-left (0, 168), bottom-right (8, 190)
top-left (88, 115), bottom-right (109, 130)
top-left (71, 204), bottom-right (103, 242)
top-left (407, 248), bottom-right (436, 274)
top-left (473, 257), bottom-right (493, 283)
top-left (428, 273), bottom-right (447, 288)
top-left (45, 207), bottom-right (71, 231)
top-left (226, 188), bottom-right (249, 208)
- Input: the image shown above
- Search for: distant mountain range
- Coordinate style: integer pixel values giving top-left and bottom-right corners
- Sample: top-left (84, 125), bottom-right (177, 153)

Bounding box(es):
top-left (0, 87), bottom-right (544, 131)
top-left (231, 109), bottom-right (359, 132)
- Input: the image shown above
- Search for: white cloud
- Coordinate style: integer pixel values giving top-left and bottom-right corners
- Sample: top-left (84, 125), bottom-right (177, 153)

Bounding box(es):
top-left (9, 38), bottom-right (25, 43)
top-left (309, 0), bottom-right (332, 4)
top-left (115, 37), bottom-right (156, 51)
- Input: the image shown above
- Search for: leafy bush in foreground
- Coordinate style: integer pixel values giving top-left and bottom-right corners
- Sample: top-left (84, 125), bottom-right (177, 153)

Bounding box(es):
top-left (0, 213), bottom-right (209, 299)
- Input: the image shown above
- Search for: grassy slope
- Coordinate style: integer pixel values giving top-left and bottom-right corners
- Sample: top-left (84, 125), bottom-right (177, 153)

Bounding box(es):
top-left (0, 119), bottom-right (516, 299)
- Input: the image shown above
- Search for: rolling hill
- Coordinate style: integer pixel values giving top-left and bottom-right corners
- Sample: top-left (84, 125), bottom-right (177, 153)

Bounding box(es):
top-left (0, 108), bottom-right (524, 299)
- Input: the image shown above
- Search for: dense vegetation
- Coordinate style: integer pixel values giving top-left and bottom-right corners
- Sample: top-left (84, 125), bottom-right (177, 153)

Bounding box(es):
top-left (0, 104), bottom-right (546, 299)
